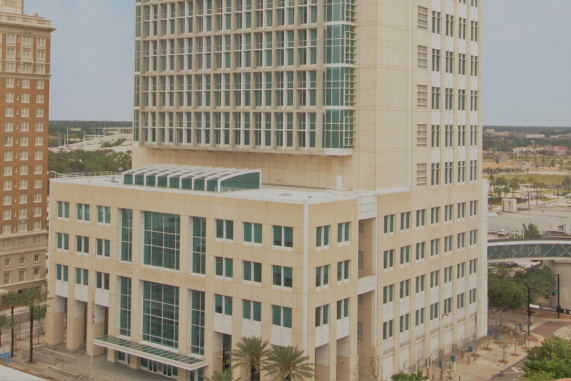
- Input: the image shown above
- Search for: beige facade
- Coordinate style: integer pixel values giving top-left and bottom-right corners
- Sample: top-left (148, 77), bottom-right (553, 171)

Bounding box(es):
top-left (0, 1), bottom-right (53, 293)
top-left (46, 0), bottom-right (486, 379)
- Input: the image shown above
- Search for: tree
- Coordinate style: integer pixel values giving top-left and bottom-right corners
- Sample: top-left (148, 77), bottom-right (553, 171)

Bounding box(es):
top-left (20, 287), bottom-right (51, 363)
top-left (368, 355), bottom-right (384, 381)
top-left (351, 361), bottom-right (365, 381)
top-left (498, 335), bottom-right (514, 363)
top-left (391, 370), bottom-right (429, 381)
top-left (522, 223), bottom-right (541, 239)
top-left (204, 369), bottom-right (239, 381)
top-left (228, 336), bottom-right (271, 381)
top-left (563, 175), bottom-right (571, 191)
top-left (27, 304), bottom-right (47, 343)
top-left (514, 265), bottom-right (556, 302)
top-left (488, 270), bottom-right (528, 312)
top-left (502, 186), bottom-right (511, 198)
top-left (0, 314), bottom-right (13, 347)
top-left (509, 178), bottom-right (521, 197)
top-left (2, 290), bottom-right (21, 357)
top-left (523, 336), bottom-right (571, 380)
top-left (264, 346), bottom-right (315, 381)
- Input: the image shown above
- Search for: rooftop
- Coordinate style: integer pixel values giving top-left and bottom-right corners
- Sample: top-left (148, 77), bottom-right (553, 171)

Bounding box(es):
top-left (0, 12), bottom-right (53, 29)
top-left (50, 167), bottom-right (380, 205)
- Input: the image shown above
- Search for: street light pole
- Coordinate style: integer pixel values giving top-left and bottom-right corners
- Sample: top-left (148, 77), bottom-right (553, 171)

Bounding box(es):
top-left (527, 286), bottom-right (534, 337)
top-left (557, 274), bottom-right (561, 319)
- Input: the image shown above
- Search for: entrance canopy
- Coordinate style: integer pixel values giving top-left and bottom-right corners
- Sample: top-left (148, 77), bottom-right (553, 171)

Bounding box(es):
top-left (94, 336), bottom-right (208, 372)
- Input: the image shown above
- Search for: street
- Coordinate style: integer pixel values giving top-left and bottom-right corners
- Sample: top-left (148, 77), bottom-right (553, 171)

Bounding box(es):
top-left (489, 359), bottom-right (526, 381)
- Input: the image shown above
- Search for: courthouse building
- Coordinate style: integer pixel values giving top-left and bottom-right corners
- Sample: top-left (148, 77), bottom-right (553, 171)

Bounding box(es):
top-left (46, 0), bottom-right (486, 379)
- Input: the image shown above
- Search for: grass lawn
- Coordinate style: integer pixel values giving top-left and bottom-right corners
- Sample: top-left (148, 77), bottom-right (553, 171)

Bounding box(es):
top-left (483, 173), bottom-right (570, 186)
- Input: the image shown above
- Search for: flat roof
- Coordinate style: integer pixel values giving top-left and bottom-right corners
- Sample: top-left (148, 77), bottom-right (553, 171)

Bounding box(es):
top-left (50, 174), bottom-right (371, 205)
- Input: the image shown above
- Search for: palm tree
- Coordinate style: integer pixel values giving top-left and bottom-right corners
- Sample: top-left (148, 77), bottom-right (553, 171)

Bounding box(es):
top-left (228, 336), bottom-right (271, 381)
top-left (3, 290), bottom-right (21, 357)
top-left (204, 369), bottom-right (240, 381)
top-left (19, 287), bottom-right (50, 363)
top-left (264, 346), bottom-right (315, 381)
top-left (0, 314), bottom-right (13, 347)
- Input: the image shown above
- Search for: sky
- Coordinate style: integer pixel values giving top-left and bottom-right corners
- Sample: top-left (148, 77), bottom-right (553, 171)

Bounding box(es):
top-left (26, 0), bottom-right (571, 126)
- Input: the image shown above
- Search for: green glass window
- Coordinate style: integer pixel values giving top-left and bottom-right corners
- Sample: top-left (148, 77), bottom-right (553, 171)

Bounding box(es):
top-left (182, 178), bottom-right (193, 189)
top-left (254, 224), bottom-right (262, 243)
top-left (135, 175), bottom-right (144, 185)
top-left (82, 269), bottom-right (88, 286)
top-left (316, 227), bottom-right (322, 247)
top-left (272, 305), bottom-right (281, 326)
top-left (243, 300), bottom-right (251, 319)
top-left (253, 301), bottom-right (261, 322)
top-left (215, 295), bottom-right (223, 313)
top-left (57, 233), bottom-right (62, 249)
top-left (323, 304), bottom-right (328, 324)
top-left (225, 258), bottom-right (233, 278)
top-left (216, 220), bottom-right (224, 238)
top-left (283, 307), bottom-right (292, 328)
top-left (121, 209), bottom-right (133, 262)
top-left (243, 261), bottom-right (252, 281)
top-left (146, 175), bottom-right (156, 186)
top-left (337, 224), bottom-right (343, 243)
top-left (63, 265), bottom-right (68, 281)
top-left (142, 281), bottom-right (179, 348)
top-left (169, 177), bottom-right (180, 189)
top-left (343, 298), bottom-right (349, 318)
top-left (244, 222), bottom-right (252, 242)
top-left (143, 212), bottom-right (181, 270)
top-left (56, 264), bottom-right (62, 280)
top-left (97, 206), bottom-right (103, 223)
top-left (284, 227), bottom-right (293, 247)
top-left (273, 226), bottom-right (282, 246)
top-left (224, 296), bottom-right (232, 316)
top-left (215, 257), bottom-right (224, 276)
top-left (226, 221), bottom-right (233, 240)
top-left (192, 217), bottom-right (206, 275)
top-left (194, 179), bottom-right (205, 190)
top-left (191, 290), bottom-right (206, 355)
top-left (158, 176), bottom-right (168, 188)
top-left (119, 277), bottom-right (132, 336)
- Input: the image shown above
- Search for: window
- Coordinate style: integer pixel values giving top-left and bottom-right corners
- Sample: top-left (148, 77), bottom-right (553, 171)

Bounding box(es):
top-left (96, 272), bottom-right (110, 290)
top-left (432, 87), bottom-right (440, 109)
top-left (337, 260), bottom-right (350, 281)
top-left (470, 126), bottom-right (478, 146)
top-left (383, 320), bottom-right (394, 340)
top-left (216, 219), bottom-right (234, 240)
top-left (56, 233), bottom-right (70, 250)
top-left (243, 222), bottom-right (262, 244)
top-left (416, 209), bottom-right (426, 228)
top-left (192, 217), bottom-right (206, 275)
top-left (444, 235), bottom-right (453, 254)
top-left (470, 229), bottom-right (478, 246)
top-left (215, 294), bottom-right (233, 316)
top-left (470, 160), bottom-right (478, 181)
top-left (4, 137), bottom-right (13, 147)
top-left (400, 246), bottom-right (410, 265)
top-left (57, 201), bottom-right (70, 219)
top-left (416, 164), bottom-right (427, 186)
top-left (316, 265), bottom-right (330, 287)
top-left (19, 194), bottom-right (27, 205)
top-left (457, 263), bottom-right (466, 279)
top-left (19, 271), bottom-right (24, 282)
top-left (417, 125), bottom-right (427, 147)
top-left (431, 125), bottom-right (440, 148)
top-left (36, 94), bottom-right (45, 104)
top-left (469, 288), bottom-right (477, 304)
top-left (35, 151), bottom-right (43, 160)
top-left (121, 209), bottom-right (133, 262)
top-left (384, 215), bottom-right (395, 234)
top-left (119, 277), bottom-right (132, 336)
top-left (432, 49), bottom-right (440, 72)
top-left (458, 202), bottom-right (466, 219)
top-left (457, 293), bottom-right (465, 309)
top-left (75, 268), bottom-right (89, 286)
top-left (469, 259), bottom-right (478, 275)
top-left (416, 242), bottom-right (426, 260)
top-left (445, 14), bottom-right (454, 37)
top-left (400, 212), bottom-right (411, 231)
top-left (272, 305), bottom-right (292, 328)
top-left (97, 206), bottom-right (111, 224)
top-left (3, 181), bottom-right (11, 191)
top-left (430, 302), bottom-right (439, 320)
top-left (383, 250), bottom-right (394, 270)
top-left (76, 236), bottom-right (89, 254)
top-left (316, 225), bottom-right (330, 248)
top-left (458, 89), bottom-right (466, 110)
top-left (417, 85), bottom-right (427, 108)
top-left (457, 232), bottom-right (466, 250)
top-left (336, 298), bottom-right (350, 319)
top-left (142, 281), bottom-right (179, 348)
top-left (273, 265), bottom-right (293, 288)
top-left (432, 11), bottom-right (441, 34)
top-left (143, 212), bottom-right (180, 270)
top-left (3, 273), bottom-right (9, 285)
top-left (243, 261), bottom-right (262, 283)
top-left (470, 90), bottom-right (478, 111)
top-left (400, 280), bottom-right (410, 298)
top-left (357, 322), bottom-right (363, 341)
top-left (400, 314), bottom-right (410, 333)
top-left (337, 222), bottom-right (350, 244)
top-left (416, 275), bottom-right (425, 293)
top-left (273, 226), bottom-right (293, 248)
top-left (37, 80), bottom-right (45, 90)
top-left (431, 163), bottom-right (440, 186)
top-left (96, 239), bottom-right (111, 257)
top-left (418, 7), bottom-right (428, 30)
top-left (444, 266), bottom-right (453, 284)
top-left (56, 264), bottom-right (69, 282)
top-left (358, 251), bottom-right (363, 270)
top-left (77, 204), bottom-right (90, 221)
top-left (471, 21), bottom-right (478, 42)
top-left (444, 204), bottom-right (453, 222)
top-left (430, 207), bottom-right (440, 225)
top-left (242, 300), bottom-right (262, 322)
top-left (458, 161), bottom-right (466, 183)
top-left (418, 45), bottom-right (427, 69)
top-left (443, 297), bottom-right (452, 314)
top-left (430, 271), bottom-right (439, 288)
top-left (415, 308), bottom-right (425, 326)
top-left (5, 108), bottom-right (14, 117)
top-left (315, 304), bottom-right (329, 327)
top-left (215, 257), bottom-right (233, 278)
top-left (34, 179), bottom-right (42, 189)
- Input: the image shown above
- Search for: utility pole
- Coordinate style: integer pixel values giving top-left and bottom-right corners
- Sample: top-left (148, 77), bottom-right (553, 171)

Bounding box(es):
top-left (527, 286), bottom-right (534, 337)
top-left (557, 274), bottom-right (561, 319)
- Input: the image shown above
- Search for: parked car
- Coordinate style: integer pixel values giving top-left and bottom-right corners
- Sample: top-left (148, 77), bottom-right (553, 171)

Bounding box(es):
top-left (487, 229), bottom-right (497, 234)
top-left (497, 229), bottom-right (509, 237)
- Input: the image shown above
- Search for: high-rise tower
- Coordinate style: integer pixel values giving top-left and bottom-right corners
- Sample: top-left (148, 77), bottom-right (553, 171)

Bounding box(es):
top-left (0, 0), bottom-right (53, 293)
top-left (47, 0), bottom-right (486, 379)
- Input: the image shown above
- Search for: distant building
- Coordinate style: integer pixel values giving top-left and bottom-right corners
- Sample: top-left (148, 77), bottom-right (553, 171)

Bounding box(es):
top-left (0, 0), bottom-right (54, 293)
top-left (526, 134), bottom-right (546, 139)
top-left (544, 146), bottom-right (569, 156)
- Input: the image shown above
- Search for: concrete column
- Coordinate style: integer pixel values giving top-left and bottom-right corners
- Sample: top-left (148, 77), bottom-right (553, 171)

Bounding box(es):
top-left (46, 296), bottom-right (66, 346)
top-left (66, 300), bottom-right (86, 352)
top-left (107, 349), bottom-right (117, 363)
top-left (178, 369), bottom-right (188, 381)
top-left (130, 355), bottom-right (141, 370)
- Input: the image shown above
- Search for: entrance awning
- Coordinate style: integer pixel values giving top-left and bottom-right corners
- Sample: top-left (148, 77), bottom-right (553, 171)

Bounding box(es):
top-left (94, 336), bottom-right (208, 372)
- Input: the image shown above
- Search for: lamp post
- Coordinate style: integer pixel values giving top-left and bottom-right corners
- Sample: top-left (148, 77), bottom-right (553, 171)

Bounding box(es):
top-left (527, 286), bottom-right (535, 337)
